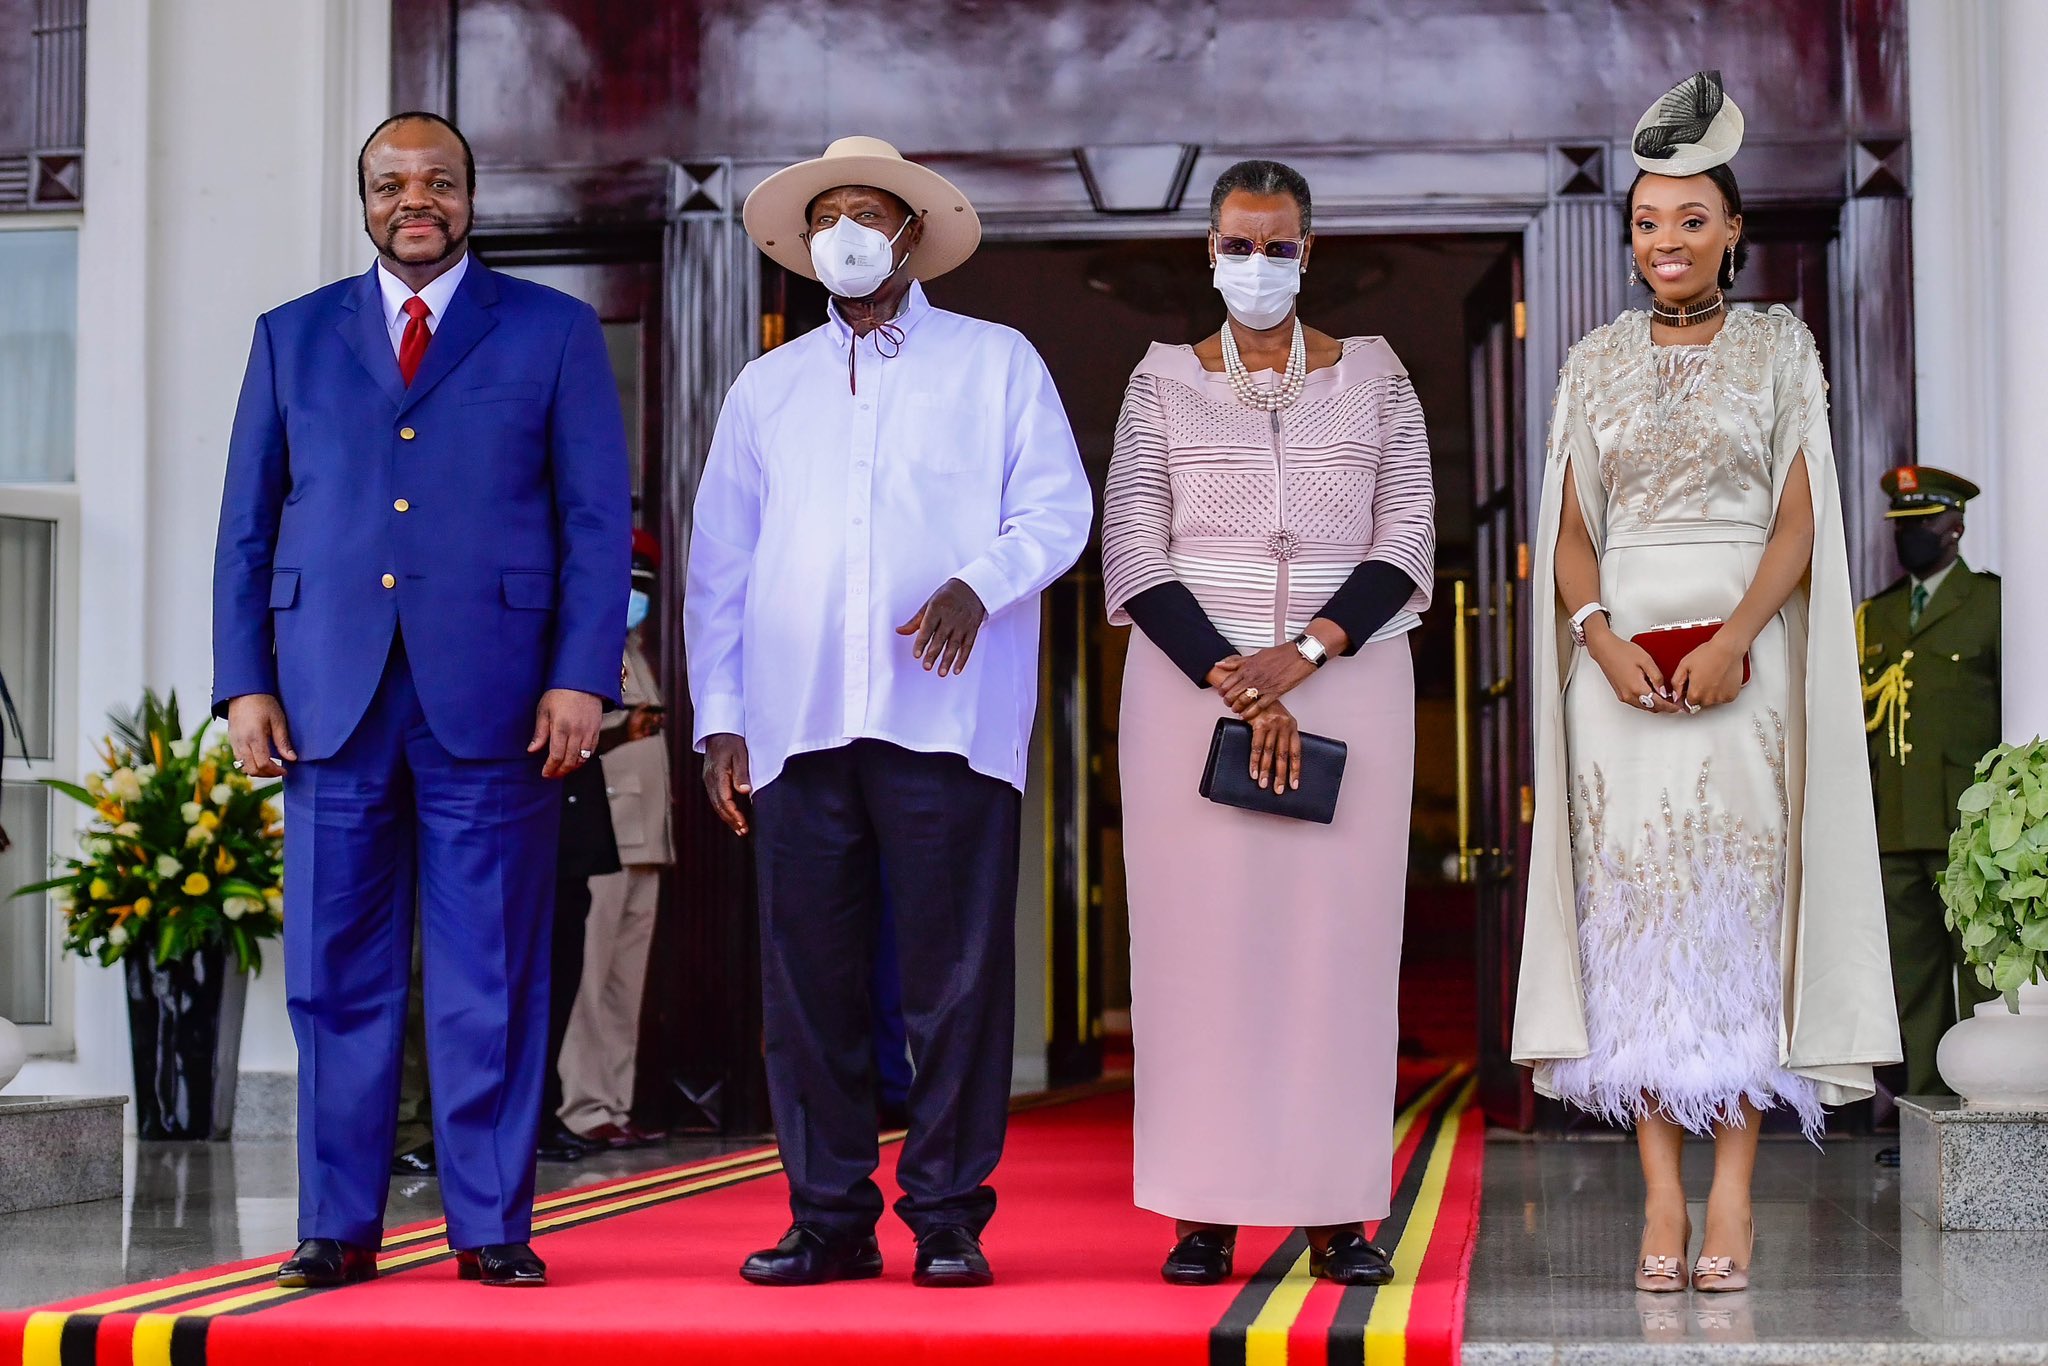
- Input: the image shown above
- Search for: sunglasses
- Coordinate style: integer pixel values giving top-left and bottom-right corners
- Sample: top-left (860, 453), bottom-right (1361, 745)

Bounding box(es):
top-left (1214, 234), bottom-right (1307, 261)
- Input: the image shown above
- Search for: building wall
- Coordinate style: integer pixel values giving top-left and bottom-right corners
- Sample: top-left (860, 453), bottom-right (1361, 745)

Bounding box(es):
top-left (16, 0), bottom-right (390, 1101)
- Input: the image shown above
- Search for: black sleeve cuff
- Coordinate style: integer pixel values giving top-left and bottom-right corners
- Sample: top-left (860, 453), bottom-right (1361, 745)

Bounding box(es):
top-left (1123, 582), bottom-right (1237, 687)
top-left (1315, 562), bottom-right (1420, 656)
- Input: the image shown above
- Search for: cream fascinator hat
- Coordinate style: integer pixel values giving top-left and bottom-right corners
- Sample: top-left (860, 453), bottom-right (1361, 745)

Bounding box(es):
top-left (742, 136), bottom-right (982, 283)
top-left (1632, 71), bottom-right (1745, 178)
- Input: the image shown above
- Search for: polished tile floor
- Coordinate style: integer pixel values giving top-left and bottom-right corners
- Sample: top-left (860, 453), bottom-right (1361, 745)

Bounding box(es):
top-left (5, 1131), bottom-right (2046, 1364)
top-left (1464, 1134), bottom-right (2048, 1364)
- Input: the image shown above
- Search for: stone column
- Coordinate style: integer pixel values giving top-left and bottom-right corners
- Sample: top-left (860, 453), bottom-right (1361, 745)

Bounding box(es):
top-left (1997, 1), bottom-right (2048, 741)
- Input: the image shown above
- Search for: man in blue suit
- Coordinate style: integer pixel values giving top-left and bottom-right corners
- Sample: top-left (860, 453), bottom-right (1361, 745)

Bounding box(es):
top-left (211, 112), bottom-right (630, 1290)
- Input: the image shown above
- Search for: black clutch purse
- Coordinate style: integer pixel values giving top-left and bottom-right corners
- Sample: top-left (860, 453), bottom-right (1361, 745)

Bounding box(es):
top-left (1198, 718), bottom-right (1347, 824)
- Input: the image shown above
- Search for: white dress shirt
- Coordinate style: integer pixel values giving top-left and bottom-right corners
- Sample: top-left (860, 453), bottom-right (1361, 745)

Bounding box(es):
top-left (1911, 558), bottom-right (1956, 610)
top-left (375, 250), bottom-right (470, 357)
top-left (686, 281), bottom-right (1092, 793)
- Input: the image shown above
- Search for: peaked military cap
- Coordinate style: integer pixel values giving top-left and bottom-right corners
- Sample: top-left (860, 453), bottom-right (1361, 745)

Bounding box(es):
top-left (1880, 465), bottom-right (1980, 519)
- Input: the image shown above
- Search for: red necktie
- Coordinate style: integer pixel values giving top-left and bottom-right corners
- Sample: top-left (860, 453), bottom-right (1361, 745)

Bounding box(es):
top-left (398, 296), bottom-right (433, 386)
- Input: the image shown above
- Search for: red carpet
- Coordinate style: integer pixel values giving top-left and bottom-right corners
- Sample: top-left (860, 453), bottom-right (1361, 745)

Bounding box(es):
top-left (5, 1070), bottom-right (1481, 1366)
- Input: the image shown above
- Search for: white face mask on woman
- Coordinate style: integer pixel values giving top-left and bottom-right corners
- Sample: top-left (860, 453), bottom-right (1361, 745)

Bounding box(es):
top-left (1212, 251), bottom-right (1301, 330)
top-left (808, 215), bottom-right (913, 300)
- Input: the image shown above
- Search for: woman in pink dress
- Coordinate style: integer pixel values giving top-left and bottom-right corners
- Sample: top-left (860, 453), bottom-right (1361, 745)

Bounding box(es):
top-left (1101, 160), bottom-right (1436, 1286)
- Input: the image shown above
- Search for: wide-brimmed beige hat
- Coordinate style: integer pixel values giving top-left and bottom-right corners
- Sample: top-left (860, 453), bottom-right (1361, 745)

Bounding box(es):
top-left (742, 136), bottom-right (981, 283)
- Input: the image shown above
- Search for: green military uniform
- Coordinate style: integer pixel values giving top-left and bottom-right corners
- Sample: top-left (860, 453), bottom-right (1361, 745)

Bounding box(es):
top-left (1859, 466), bottom-right (2002, 1096)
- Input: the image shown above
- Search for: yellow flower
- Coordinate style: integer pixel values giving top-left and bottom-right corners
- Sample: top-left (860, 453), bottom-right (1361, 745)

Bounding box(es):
top-left (89, 877), bottom-right (112, 901)
top-left (197, 810), bottom-right (220, 832)
top-left (214, 847), bottom-right (237, 874)
top-left (133, 896), bottom-right (153, 918)
top-left (181, 872), bottom-right (211, 897)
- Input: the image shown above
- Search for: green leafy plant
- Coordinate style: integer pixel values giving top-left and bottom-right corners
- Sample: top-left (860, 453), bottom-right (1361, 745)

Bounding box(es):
top-left (9, 690), bottom-right (283, 973)
top-left (1941, 738), bottom-right (2048, 1010)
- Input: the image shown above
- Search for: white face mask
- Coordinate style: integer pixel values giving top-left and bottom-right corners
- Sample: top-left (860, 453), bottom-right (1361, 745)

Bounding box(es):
top-left (809, 215), bottom-right (913, 300)
top-left (1212, 251), bottom-right (1302, 330)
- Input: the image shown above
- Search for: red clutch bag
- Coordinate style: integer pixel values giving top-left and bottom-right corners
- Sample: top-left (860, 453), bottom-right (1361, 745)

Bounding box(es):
top-left (1630, 619), bottom-right (1749, 686)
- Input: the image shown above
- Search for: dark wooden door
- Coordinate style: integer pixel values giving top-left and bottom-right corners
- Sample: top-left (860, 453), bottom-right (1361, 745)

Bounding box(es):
top-left (1461, 253), bottom-right (1535, 1130)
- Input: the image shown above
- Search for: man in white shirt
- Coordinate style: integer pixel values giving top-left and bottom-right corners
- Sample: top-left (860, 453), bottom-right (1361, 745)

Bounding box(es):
top-left (685, 137), bottom-right (1091, 1288)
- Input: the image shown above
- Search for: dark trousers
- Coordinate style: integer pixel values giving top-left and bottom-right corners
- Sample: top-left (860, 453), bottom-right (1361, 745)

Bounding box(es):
top-left (282, 640), bottom-right (558, 1249)
top-left (873, 890), bottom-right (912, 1109)
top-left (543, 871), bottom-right (592, 1131)
top-left (751, 740), bottom-right (1021, 1238)
top-left (1884, 851), bottom-right (1999, 1097)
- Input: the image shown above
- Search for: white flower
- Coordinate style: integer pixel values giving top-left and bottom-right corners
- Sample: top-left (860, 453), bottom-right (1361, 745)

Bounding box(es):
top-left (108, 925), bottom-right (129, 947)
top-left (223, 897), bottom-right (254, 921)
top-left (83, 835), bottom-right (111, 857)
top-left (185, 825), bottom-right (210, 848)
top-left (155, 854), bottom-right (182, 879)
top-left (169, 739), bottom-right (195, 760)
top-left (180, 802), bottom-right (203, 824)
top-left (210, 784), bottom-right (233, 807)
top-left (85, 773), bottom-right (106, 798)
top-left (134, 765), bottom-right (157, 782)
top-left (114, 822), bottom-right (140, 838)
top-left (107, 768), bottom-right (144, 802)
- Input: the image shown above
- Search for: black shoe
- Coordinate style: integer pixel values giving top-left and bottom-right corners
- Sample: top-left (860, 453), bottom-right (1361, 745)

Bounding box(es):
top-left (740, 1223), bottom-right (884, 1286)
top-left (455, 1242), bottom-right (547, 1287)
top-left (390, 1143), bottom-right (437, 1176)
top-left (277, 1238), bottom-right (378, 1288)
top-left (1875, 1145), bottom-right (1902, 1168)
top-left (1161, 1228), bottom-right (1236, 1286)
top-left (913, 1226), bottom-right (993, 1288)
top-left (537, 1124), bottom-right (595, 1164)
top-left (1310, 1231), bottom-right (1394, 1286)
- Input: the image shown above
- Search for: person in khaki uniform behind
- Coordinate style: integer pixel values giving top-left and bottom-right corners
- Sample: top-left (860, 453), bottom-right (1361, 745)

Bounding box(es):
top-left (1859, 465), bottom-right (2002, 1106)
top-left (559, 531), bottom-right (675, 1146)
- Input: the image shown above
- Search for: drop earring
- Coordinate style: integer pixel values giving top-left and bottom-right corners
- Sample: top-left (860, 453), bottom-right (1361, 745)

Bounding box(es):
top-left (1628, 255), bottom-right (1642, 288)
top-left (1720, 248), bottom-right (1736, 290)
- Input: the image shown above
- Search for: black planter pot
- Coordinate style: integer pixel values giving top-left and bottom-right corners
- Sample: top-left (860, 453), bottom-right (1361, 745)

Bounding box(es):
top-left (123, 945), bottom-right (249, 1141)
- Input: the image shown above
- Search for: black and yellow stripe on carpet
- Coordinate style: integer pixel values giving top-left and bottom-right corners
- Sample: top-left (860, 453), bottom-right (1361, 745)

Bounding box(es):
top-left (3, 1067), bottom-right (1482, 1366)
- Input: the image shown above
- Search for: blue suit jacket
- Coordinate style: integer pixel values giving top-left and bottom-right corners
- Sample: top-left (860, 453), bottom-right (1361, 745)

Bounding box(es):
top-left (211, 260), bottom-right (631, 761)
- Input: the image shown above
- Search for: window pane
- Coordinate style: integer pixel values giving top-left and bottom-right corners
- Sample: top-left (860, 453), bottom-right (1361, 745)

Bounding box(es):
top-left (0, 781), bottom-right (53, 1025)
top-left (0, 514), bottom-right (55, 760)
top-left (0, 229), bottom-right (79, 483)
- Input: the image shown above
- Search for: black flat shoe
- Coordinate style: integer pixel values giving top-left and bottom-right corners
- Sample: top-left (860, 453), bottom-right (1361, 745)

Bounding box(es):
top-left (537, 1124), bottom-right (596, 1164)
top-left (455, 1242), bottom-right (548, 1287)
top-left (740, 1224), bottom-right (884, 1286)
top-left (1310, 1231), bottom-right (1394, 1286)
top-left (277, 1238), bottom-right (377, 1288)
top-left (913, 1226), bottom-right (993, 1288)
top-left (390, 1143), bottom-right (437, 1176)
top-left (1161, 1229), bottom-right (1236, 1286)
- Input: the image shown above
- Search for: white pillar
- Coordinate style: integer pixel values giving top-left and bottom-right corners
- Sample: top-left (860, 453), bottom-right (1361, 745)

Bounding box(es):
top-left (1998, 1), bottom-right (2048, 742)
top-left (1908, 0), bottom-right (2002, 571)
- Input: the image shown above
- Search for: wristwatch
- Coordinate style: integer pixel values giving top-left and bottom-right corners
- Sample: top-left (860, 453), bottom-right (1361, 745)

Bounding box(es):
top-left (1293, 633), bottom-right (1330, 668)
top-left (1569, 601), bottom-right (1609, 648)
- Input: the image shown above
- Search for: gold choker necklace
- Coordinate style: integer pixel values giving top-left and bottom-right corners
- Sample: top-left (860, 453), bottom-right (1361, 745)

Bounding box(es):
top-left (1650, 291), bottom-right (1725, 327)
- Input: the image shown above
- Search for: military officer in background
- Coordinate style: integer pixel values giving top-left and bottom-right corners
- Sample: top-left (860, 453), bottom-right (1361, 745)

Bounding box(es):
top-left (1859, 465), bottom-right (2002, 1110)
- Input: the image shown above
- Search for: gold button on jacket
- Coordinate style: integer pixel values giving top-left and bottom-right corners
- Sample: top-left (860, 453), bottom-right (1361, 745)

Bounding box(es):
top-left (399, 427), bottom-right (416, 441)
top-left (381, 573), bottom-right (396, 589)
top-left (394, 498), bottom-right (410, 512)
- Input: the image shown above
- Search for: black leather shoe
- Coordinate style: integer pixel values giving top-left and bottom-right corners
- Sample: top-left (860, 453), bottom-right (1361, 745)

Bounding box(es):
top-left (455, 1242), bottom-right (548, 1287)
top-left (1161, 1229), bottom-right (1236, 1286)
top-left (740, 1224), bottom-right (884, 1286)
top-left (1310, 1231), bottom-right (1394, 1286)
top-left (537, 1124), bottom-right (595, 1164)
top-left (277, 1238), bottom-right (377, 1288)
top-left (913, 1226), bottom-right (993, 1288)
top-left (391, 1143), bottom-right (437, 1176)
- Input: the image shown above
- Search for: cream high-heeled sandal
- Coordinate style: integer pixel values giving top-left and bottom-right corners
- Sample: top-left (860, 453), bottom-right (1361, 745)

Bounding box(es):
top-left (1693, 1220), bottom-right (1754, 1293)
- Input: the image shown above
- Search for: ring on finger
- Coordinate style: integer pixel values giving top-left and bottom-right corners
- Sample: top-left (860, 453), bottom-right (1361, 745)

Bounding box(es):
top-left (1242, 687), bottom-right (1261, 702)
top-left (1638, 693), bottom-right (1655, 710)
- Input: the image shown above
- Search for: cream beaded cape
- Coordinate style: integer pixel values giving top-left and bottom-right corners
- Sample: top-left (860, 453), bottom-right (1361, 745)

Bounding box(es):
top-left (1513, 306), bottom-right (1901, 1107)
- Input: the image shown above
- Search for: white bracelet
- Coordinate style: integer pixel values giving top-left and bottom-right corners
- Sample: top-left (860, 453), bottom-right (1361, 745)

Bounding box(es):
top-left (1569, 601), bottom-right (1608, 647)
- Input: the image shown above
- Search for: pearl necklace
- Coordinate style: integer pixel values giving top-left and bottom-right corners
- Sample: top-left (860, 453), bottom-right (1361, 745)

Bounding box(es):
top-left (1219, 317), bottom-right (1307, 411)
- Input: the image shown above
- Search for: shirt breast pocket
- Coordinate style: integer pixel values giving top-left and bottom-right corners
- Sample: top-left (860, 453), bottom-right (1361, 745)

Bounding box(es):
top-left (901, 392), bottom-right (990, 474)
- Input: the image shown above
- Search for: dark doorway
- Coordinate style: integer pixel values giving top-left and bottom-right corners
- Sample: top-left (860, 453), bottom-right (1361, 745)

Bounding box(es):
top-left (897, 231), bottom-right (1524, 1087)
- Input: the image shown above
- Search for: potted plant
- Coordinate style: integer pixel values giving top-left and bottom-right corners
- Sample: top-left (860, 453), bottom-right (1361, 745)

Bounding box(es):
top-left (10, 691), bottom-right (283, 1138)
top-left (1935, 737), bottom-right (2048, 1108)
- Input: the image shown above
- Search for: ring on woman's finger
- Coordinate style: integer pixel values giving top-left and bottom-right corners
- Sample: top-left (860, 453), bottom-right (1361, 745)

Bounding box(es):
top-left (1242, 687), bottom-right (1261, 702)
top-left (1638, 693), bottom-right (1655, 710)
top-left (1685, 701), bottom-right (1702, 715)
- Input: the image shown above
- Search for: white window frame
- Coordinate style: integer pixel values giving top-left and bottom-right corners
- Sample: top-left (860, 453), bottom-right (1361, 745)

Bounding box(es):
top-left (2, 213), bottom-right (84, 1057)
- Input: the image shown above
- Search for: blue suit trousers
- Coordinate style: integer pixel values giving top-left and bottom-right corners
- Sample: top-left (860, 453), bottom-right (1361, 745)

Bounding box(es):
top-left (283, 639), bottom-right (559, 1249)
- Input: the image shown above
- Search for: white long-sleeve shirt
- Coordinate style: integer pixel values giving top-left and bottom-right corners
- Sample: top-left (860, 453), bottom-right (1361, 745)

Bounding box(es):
top-left (685, 282), bottom-right (1092, 793)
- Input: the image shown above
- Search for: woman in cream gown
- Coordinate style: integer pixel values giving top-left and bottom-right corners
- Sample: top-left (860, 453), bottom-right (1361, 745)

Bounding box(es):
top-left (1513, 73), bottom-right (1899, 1295)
